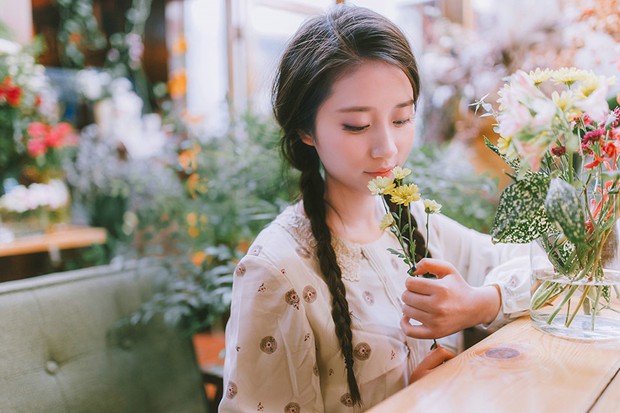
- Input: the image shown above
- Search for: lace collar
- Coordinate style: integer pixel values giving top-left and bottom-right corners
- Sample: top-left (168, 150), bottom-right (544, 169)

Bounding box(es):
top-left (275, 205), bottom-right (363, 282)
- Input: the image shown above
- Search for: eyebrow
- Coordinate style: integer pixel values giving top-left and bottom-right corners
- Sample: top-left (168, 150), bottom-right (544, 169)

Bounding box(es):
top-left (336, 99), bottom-right (415, 113)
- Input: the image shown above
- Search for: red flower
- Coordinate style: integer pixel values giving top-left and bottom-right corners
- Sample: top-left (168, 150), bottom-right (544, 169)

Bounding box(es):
top-left (551, 146), bottom-right (566, 156)
top-left (45, 122), bottom-right (74, 148)
top-left (27, 122), bottom-right (50, 140)
top-left (0, 76), bottom-right (22, 107)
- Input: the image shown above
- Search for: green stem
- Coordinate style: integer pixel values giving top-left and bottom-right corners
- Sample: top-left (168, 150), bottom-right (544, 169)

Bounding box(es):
top-left (565, 285), bottom-right (591, 328)
top-left (547, 284), bottom-right (579, 324)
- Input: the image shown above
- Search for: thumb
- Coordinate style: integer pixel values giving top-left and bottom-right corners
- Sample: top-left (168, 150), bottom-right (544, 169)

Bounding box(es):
top-left (410, 345), bottom-right (456, 383)
top-left (412, 258), bottom-right (457, 279)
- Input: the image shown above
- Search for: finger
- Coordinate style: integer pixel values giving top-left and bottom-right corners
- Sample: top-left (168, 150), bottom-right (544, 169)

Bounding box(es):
top-left (401, 303), bottom-right (432, 323)
top-left (400, 316), bottom-right (435, 339)
top-left (401, 291), bottom-right (434, 311)
top-left (410, 346), bottom-right (456, 382)
top-left (412, 258), bottom-right (457, 279)
top-left (404, 276), bottom-right (437, 295)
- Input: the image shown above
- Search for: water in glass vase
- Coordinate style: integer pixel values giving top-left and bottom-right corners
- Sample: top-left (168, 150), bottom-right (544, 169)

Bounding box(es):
top-left (530, 268), bottom-right (620, 341)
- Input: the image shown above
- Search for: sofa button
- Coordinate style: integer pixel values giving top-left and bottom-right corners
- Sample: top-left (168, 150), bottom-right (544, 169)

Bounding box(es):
top-left (121, 338), bottom-right (133, 349)
top-left (45, 360), bottom-right (59, 375)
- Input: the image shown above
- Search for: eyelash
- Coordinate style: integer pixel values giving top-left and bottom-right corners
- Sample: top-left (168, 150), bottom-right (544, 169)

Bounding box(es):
top-left (342, 118), bottom-right (412, 132)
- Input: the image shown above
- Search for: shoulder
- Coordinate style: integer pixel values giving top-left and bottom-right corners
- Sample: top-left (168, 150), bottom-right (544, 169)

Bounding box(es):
top-left (234, 204), bottom-right (317, 282)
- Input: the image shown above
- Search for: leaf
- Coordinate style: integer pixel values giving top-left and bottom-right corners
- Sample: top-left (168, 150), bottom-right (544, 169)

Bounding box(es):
top-left (491, 174), bottom-right (554, 243)
top-left (387, 248), bottom-right (405, 259)
top-left (544, 178), bottom-right (585, 245)
top-left (484, 136), bottom-right (521, 172)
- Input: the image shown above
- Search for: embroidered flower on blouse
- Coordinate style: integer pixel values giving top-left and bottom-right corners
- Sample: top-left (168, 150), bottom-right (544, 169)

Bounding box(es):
top-left (340, 393), bottom-right (354, 407)
top-left (234, 262), bottom-right (246, 276)
top-left (259, 336), bottom-right (278, 354)
top-left (285, 289), bottom-right (300, 309)
top-left (302, 285), bottom-right (317, 303)
top-left (226, 381), bottom-right (238, 399)
top-left (353, 342), bottom-right (372, 360)
top-left (284, 402), bottom-right (301, 413)
top-left (363, 291), bottom-right (375, 305)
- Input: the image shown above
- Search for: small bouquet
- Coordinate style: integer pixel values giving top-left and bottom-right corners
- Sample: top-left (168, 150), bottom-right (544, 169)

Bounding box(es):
top-left (368, 166), bottom-right (442, 275)
top-left (368, 167), bottom-right (442, 347)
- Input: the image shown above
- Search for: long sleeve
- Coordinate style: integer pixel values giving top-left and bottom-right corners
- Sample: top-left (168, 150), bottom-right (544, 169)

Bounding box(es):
top-left (220, 252), bottom-right (324, 413)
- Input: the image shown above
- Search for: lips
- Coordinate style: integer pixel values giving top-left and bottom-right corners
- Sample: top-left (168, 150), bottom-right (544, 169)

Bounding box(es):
top-left (366, 167), bottom-right (394, 178)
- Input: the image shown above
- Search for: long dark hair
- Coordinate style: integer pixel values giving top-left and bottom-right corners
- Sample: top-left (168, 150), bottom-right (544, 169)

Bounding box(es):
top-left (272, 4), bottom-right (424, 406)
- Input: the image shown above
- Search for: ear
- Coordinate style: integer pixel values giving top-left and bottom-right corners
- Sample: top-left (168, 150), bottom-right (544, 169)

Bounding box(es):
top-left (298, 130), bottom-right (315, 147)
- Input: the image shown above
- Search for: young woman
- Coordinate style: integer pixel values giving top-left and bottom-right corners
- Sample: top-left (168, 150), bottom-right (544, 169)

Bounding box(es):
top-left (221, 5), bottom-right (530, 412)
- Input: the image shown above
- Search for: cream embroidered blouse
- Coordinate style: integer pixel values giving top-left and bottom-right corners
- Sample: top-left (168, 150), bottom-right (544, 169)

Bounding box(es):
top-left (220, 201), bottom-right (531, 412)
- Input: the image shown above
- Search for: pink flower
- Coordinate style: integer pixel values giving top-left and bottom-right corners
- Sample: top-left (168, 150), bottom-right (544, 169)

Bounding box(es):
top-left (26, 137), bottom-right (47, 157)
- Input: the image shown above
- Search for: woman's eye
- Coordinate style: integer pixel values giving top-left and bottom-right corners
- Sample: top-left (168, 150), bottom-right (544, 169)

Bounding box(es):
top-left (393, 118), bottom-right (412, 126)
top-left (343, 124), bottom-right (370, 132)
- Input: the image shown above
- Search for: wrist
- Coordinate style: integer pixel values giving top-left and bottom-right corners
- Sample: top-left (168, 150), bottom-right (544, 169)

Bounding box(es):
top-left (475, 284), bottom-right (502, 325)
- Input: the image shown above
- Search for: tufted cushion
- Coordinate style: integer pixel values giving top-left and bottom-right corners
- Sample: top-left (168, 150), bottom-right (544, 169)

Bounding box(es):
top-left (0, 262), bottom-right (207, 413)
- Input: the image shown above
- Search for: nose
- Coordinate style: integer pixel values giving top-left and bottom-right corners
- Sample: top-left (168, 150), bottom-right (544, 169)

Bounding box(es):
top-left (370, 124), bottom-right (398, 159)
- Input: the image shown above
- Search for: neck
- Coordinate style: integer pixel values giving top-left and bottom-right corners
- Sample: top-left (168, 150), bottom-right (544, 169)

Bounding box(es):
top-left (324, 183), bottom-right (384, 244)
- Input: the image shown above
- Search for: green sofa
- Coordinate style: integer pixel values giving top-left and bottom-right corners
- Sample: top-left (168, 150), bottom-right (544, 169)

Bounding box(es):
top-left (0, 261), bottom-right (208, 413)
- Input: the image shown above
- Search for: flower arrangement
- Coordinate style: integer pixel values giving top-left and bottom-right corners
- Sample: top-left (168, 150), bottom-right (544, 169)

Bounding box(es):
top-left (368, 167), bottom-right (442, 346)
top-left (0, 41), bottom-right (75, 190)
top-left (475, 67), bottom-right (620, 338)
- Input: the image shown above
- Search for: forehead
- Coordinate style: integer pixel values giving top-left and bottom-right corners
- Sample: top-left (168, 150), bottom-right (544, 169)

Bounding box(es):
top-left (322, 60), bottom-right (413, 110)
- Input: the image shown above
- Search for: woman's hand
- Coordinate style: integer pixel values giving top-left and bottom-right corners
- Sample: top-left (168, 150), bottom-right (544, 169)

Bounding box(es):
top-left (409, 345), bottom-right (456, 382)
top-left (400, 258), bottom-right (501, 339)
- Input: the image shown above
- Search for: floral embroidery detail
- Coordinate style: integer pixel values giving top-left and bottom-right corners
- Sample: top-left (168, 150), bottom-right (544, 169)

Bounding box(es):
top-left (363, 291), bottom-right (375, 305)
top-left (332, 237), bottom-right (361, 282)
top-left (313, 364), bottom-right (319, 376)
top-left (391, 257), bottom-right (400, 270)
top-left (260, 336), bottom-right (278, 354)
top-left (285, 289), bottom-right (300, 309)
top-left (353, 342), bottom-right (372, 360)
top-left (226, 381), bottom-right (238, 399)
top-left (236, 346), bottom-right (240, 352)
top-left (340, 393), bottom-right (354, 407)
top-left (284, 402), bottom-right (301, 413)
top-left (249, 245), bottom-right (263, 256)
top-left (302, 285), bottom-right (317, 303)
top-left (304, 333), bottom-right (311, 341)
top-left (257, 402), bottom-right (264, 411)
top-left (328, 368), bottom-right (334, 376)
top-left (257, 283), bottom-right (266, 293)
top-left (235, 263), bottom-right (246, 276)
top-left (295, 246), bottom-right (311, 259)
top-left (391, 350), bottom-right (396, 360)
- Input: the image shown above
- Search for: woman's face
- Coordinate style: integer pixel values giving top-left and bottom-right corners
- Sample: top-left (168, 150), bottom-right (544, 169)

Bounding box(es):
top-left (302, 60), bottom-right (415, 200)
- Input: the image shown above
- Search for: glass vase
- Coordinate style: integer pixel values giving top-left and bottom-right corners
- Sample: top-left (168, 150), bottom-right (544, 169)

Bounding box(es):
top-left (530, 228), bottom-right (620, 341)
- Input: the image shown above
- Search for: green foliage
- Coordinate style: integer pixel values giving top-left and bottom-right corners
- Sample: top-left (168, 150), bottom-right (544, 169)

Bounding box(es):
top-left (406, 144), bottom-right (498, 233)
top-left (490, 173), bottom-right (553, 243)
top-left (127, 112), bottom-right (297, 333)
top-left (545, 178), bottom-right (585, 246)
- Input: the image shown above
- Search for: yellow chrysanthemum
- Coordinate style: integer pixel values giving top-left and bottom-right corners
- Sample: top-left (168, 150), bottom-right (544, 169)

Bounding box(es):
top-left (368, 176), bottom-right (395, 195)
top-left (423, 199), bottom-right (442, 214)
top-left (551, 90), bottom-right (575, 112)
top-left (379, 213), bottom-right (395, 231)
top-left (389, 184), bottom-right (420, 206)
top-left (574, 74), bottom-right (611, 99)
top-left (497, 135), bottom-right (515, 157)
top-left (529, 68), bottom-right (553, 85)
top-left (551, 67), bottom-right (590, 85)
top-left (392, 166), bottom-right (412, 180)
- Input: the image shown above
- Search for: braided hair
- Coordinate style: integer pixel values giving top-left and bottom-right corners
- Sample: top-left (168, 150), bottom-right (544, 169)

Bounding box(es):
top-left (272, 4), bottom-right (425, 405)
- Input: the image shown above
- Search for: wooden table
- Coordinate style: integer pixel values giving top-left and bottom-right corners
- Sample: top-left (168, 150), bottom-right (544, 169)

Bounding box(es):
top-left (367, 317), bottom-right (620, 413)
top-left (0, 226), bottom-right (107, 281)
